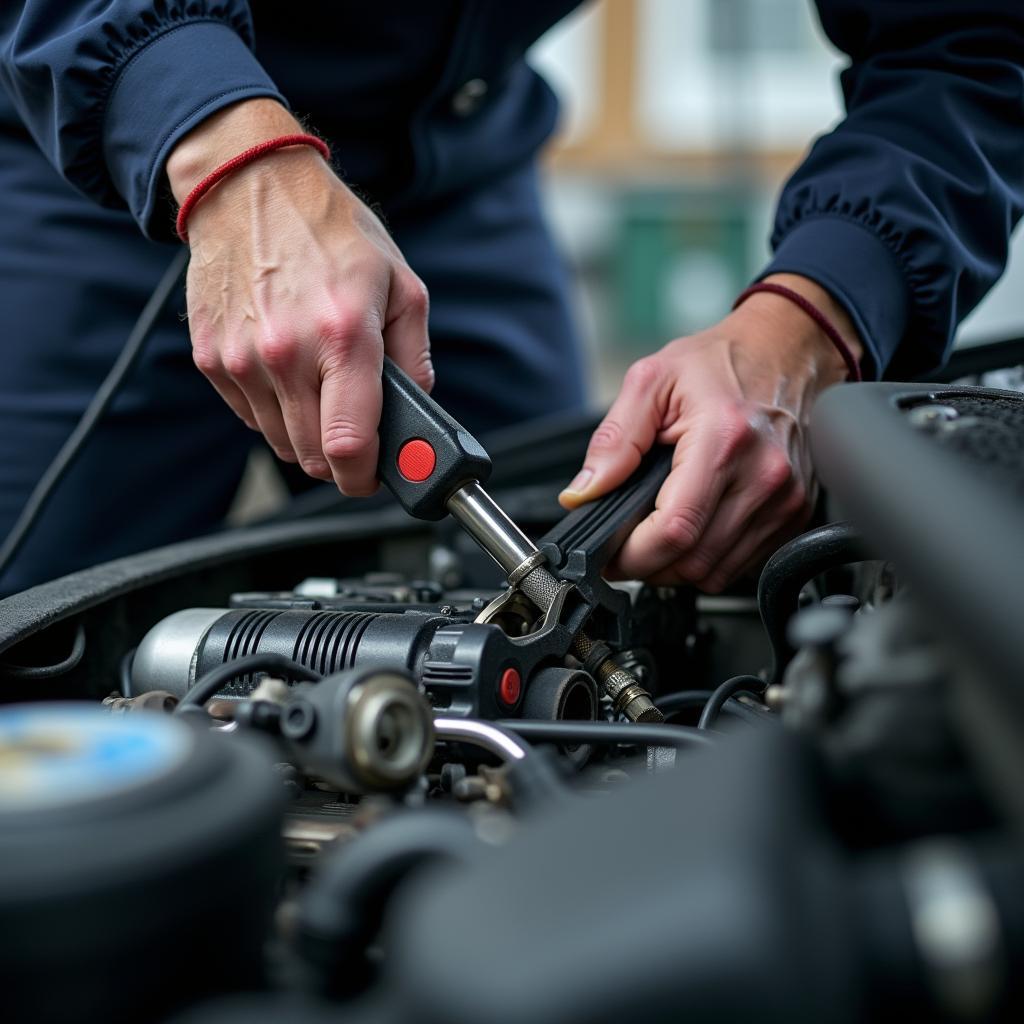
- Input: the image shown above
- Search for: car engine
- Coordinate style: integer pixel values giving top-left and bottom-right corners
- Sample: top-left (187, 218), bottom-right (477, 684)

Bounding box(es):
top-left (1, 380), bottom-right (1023, 1023)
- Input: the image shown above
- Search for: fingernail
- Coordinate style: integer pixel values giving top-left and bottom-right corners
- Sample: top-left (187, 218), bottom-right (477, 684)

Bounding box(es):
top-left (561, 468), bottom-right (593, 495)
top-left (302, 459), bottom-right (331, 479)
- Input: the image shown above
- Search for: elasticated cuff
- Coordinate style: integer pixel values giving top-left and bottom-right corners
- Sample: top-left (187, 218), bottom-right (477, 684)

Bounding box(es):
top-left (758, 215), bottom-right (911, 379)
top-left (102, 20), bottom-right (287, 240)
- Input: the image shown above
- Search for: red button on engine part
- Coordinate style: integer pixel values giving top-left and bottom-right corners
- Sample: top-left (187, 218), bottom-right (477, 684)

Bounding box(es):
top-left (397, 439), bottom-right (436, 482)
top-left (499, 667), bottom-right (522, 707)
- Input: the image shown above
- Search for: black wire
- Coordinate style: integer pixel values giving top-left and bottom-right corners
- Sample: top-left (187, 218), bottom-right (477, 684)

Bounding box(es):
top-left (1, 622), bottom-right (87, 679)
top-left (656, 688), bottom-right (773, 726)
top-left (175, 652), bottom-right (320, 712)
top-left (697, 674), bottom-right (767, 731)
top-left (0, 249), bottom-right (189, 584)
top-left (655, 689), bottom-right (714, 712)
top-left (496, 719), bottom-right (715, 749)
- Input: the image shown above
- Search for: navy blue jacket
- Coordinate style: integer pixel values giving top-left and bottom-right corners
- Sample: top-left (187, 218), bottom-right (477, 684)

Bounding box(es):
top-left (1, 1), bottom-right (1022, 377)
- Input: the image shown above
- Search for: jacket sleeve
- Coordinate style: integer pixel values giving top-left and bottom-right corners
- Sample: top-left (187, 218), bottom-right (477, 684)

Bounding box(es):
top-left (0, 2), bottom-right (287, 239)
top-left (760, 1), bottom-right (1024, 378)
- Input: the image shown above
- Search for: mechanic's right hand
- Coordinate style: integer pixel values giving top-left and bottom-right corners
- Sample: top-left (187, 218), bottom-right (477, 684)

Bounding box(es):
top-left (166, 99), bottom-right (433, 495)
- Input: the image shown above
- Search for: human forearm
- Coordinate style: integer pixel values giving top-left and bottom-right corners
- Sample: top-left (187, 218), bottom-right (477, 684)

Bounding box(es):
top-left (168, 98), bottom-right (434, 497)
top-left (166, 99), bottom-right (304, 204)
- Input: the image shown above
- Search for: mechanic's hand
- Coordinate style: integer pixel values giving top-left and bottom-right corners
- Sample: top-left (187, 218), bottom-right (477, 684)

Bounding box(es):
top-left (167, 99), bottom-right (433, 495)
top-left (559, 274), bottom-right (864, 591)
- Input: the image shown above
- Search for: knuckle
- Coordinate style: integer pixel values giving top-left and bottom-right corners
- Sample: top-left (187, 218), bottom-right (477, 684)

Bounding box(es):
top-left (191, 344), bottom-right (220, 377)
top-left (589, 419), bottom-right (627, 454)
top-left (405, 276), bottom-right (430, 318)
top-left (318, 308), bottom-right (372, 358)
top-left (759, 451), bottom-right (794, 494)
top-left (322, 424), bottom-right (371, 463)
top-left (718, 407), bottom-right (758, 460)
top-left (256, 331), bottom-right (300, 373)
top-left (411, 354), bottom-right (435, 392)
top-left (661, 507), bottom-right (705, 555)
top-left (623, 356), bottom-right (660, 393)
top-left (222, 346), bottom-right (255, 380)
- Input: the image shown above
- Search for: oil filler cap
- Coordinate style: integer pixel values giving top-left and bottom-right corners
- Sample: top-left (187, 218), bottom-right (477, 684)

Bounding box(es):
top-left (397, 438), bottom-right (436, 482)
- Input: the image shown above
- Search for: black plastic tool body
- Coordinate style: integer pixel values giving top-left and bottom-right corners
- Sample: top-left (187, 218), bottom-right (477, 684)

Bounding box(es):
top-left (377, 357), bottom-right (492, 520)
top-left (528, 446), bottom-right (673, 647)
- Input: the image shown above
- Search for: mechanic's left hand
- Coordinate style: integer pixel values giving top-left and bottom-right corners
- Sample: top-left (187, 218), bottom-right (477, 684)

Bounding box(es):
top-left (559, 274), bottom-right (864, 591)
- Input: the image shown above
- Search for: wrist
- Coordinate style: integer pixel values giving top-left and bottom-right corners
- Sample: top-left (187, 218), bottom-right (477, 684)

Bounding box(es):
top-left (726, 273), bottom-right (864, 383)
top-left (166, 98), bottom-right (305, 203)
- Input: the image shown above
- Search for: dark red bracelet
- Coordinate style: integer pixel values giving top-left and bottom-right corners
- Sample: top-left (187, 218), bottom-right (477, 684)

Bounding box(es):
top-left (175, 133), bottom-right (330, 243)
top-left (732, 281), bottom-right (862, 383)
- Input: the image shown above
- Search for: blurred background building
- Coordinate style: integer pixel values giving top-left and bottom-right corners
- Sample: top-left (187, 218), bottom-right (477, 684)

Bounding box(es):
top-left (531, 0), bottom-right (1024, 402)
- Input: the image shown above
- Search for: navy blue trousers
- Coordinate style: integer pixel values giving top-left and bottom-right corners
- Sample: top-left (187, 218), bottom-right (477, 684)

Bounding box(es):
top-left (0, 126), bottom-right (585, 595)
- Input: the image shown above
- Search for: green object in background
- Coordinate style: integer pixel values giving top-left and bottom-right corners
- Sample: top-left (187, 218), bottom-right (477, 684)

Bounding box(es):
top-left (613, 187), bottom-right (758, 352)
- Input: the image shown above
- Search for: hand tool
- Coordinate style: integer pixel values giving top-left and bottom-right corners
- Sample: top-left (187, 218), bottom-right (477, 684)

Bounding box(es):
top-left (377, 357), bottom-right (665, 723)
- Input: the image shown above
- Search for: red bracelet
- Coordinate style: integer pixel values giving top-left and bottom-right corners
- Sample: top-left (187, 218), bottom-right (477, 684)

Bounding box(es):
top-left (732, 281), bottom-right (862, 383)
top-left (175, 133), bottom-right (330, 243)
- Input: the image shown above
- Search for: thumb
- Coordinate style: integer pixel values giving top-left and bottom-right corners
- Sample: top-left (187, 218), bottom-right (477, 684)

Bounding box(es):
top-left (559, 358), bottom-right (663, 509)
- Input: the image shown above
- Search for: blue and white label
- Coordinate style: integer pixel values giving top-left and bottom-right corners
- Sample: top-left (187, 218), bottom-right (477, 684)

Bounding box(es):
top-left (0, 703), bottom-right (191, 811)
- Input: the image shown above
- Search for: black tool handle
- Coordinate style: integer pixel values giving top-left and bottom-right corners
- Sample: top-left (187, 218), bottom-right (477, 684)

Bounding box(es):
top-left (539, 445), bottom-right (674, 574)
top-left (377, 357), bottom-right (492, 521)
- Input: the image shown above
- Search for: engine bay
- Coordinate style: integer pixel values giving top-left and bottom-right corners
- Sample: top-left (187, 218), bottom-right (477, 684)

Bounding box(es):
top-left (2, 381), bottom-right (1023, 1023)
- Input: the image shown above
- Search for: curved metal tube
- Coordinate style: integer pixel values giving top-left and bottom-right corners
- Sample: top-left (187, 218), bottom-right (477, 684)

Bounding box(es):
top-left (433, 717), bottom-right (529, 762)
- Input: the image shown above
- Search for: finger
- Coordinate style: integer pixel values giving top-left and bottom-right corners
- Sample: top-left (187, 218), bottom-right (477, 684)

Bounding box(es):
top-left (605, 428), bottom-right (734, 581)
top-left (384, 268), bottom-right (434, 393)
top-left (191, 345), bottom-right (259, 429)
top-left (222, 349), bottom-right (297, 461)
top-left (271, 374), bottom-right (332, 480)
top-left (668, 448), bottom-right (794, 583)
top-left (695, 484), bottom-right (812, 593)
top-left (319, 327), bottom-right (384, 496)
top-left (559, 357), bottom-right (665, 509)
top-left (255, 328), bottom-right (334, 480)
top-left (200, 369), bottom-right (260, 430)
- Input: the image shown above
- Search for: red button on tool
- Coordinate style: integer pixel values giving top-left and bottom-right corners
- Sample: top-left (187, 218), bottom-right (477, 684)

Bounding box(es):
top-left (499, 667), bottom-right (522, 707)
top-left (397, 439), bottom-right (436, 482)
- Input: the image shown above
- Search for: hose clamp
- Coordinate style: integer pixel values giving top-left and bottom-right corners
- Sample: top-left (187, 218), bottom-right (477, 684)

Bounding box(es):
top-left (506, 550), bottom-right (547, 589)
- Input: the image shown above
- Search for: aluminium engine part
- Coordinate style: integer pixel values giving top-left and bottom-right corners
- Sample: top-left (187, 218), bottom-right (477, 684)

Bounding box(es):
top-left (280, 666), bottom-right (435, 793)
top-left (432, 717), bottom-right (530, 762)
top-left (132, 606), bottom-right (449, 700)
top-left (131, 601), bottom-right (576, 723)
top-left (102, 688), bottom-right (179, 713)
top-left (0, 703), bottom-right (284, 1024)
